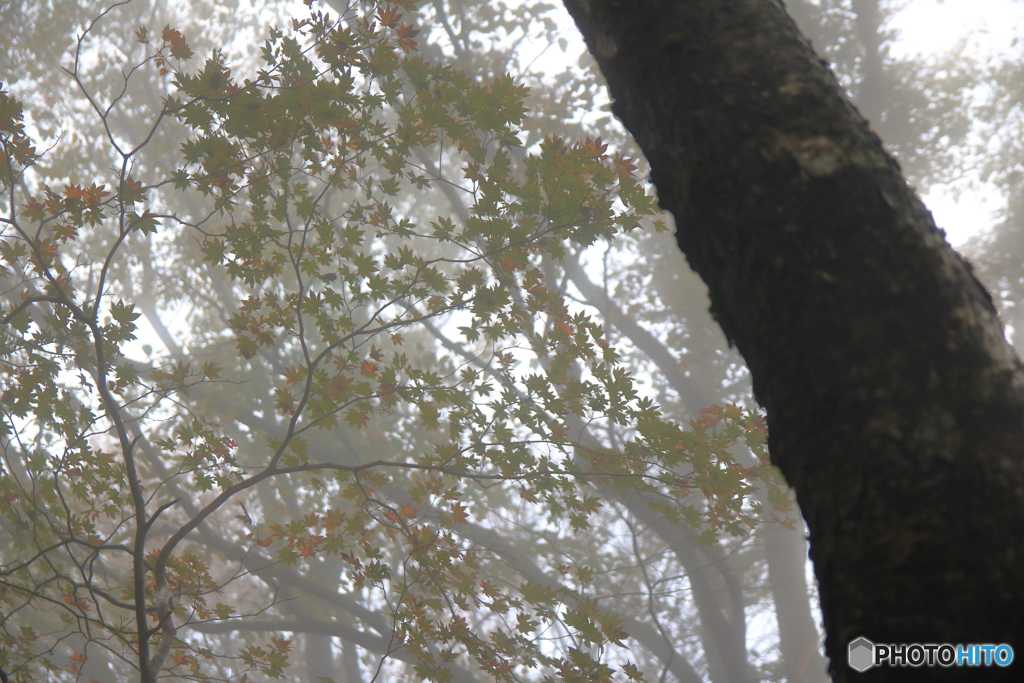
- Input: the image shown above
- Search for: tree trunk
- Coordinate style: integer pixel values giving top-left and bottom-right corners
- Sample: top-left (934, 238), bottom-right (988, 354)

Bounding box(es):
top-left (562, 0), bottom-right (1024, 680)
top-left (304, 633), bottom-right (337, 682)
top-left (761, 499), bottom-right (829, 683)
top-left (850, 0), bottom-right (885, 124)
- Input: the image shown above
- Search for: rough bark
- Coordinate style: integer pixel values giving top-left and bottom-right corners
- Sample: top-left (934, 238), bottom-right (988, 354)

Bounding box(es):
top-left (562, 0), bottom-right (1024, 680)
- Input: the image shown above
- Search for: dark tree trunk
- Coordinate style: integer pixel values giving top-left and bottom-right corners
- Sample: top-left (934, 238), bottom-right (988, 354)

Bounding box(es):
top-left (562, 0), bottom-right (1024, 680)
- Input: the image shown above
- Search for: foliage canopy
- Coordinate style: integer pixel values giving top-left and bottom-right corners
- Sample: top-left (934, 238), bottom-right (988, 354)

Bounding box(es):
top-left (0, 2), bottom-right (773, 681)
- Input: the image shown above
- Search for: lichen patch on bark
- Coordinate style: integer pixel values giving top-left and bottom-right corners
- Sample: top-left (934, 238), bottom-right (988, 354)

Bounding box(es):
top-left (771, 133), bottom-right (888, 177)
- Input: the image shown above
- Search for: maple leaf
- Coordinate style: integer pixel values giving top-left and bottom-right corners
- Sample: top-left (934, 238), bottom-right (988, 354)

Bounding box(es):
top-left (397, 23), bottom-right (420, 53)
top-left (345, 408), bottom-right (369, 429)
top-left (162, 25), bottom-right (194, 60)
top-left (378, 6), bottom-right (402, 28)
top-left (449, 501), bottom-right (469, 525)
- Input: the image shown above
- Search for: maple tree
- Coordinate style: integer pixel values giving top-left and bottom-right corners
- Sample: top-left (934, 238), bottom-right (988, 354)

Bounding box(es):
top-left (0, 2), bottom-right (777, 681)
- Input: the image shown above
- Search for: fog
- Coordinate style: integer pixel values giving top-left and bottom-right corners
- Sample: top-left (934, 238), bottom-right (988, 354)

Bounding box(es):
top-left (0, 0), bottom-right (1020, 681)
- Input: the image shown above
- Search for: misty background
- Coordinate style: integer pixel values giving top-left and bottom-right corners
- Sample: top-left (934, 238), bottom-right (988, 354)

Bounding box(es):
top-left (1, 0), bottom-right (1023, 681)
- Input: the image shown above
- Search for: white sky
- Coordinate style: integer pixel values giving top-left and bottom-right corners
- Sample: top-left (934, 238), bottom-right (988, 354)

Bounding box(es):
top-left (889, 0), bottom-right (1022, 246)
top-left (889, 0), bottom-right (1021, 60)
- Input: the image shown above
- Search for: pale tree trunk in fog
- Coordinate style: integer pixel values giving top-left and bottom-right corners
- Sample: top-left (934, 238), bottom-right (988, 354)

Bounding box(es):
top-left (304, 633), bottom-right (336, 682)
top-left (761, 498), bottom-right (829, 683)
top-left (850, 0), bottom-right (885, 124)
top-left (563, 0), bottom-right (1024, 681)
top-left (566, 254), bottom-right (827, 683)
top-left (342, 638), bottom-right (363, 683)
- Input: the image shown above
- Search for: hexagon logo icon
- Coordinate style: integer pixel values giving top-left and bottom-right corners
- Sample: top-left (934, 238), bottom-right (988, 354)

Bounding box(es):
top-left (848, 637), bottom-right (875, 672)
